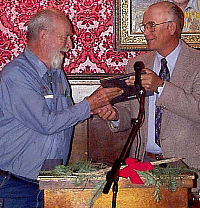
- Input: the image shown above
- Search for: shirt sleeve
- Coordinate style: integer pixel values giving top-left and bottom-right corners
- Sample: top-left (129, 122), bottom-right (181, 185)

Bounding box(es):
top-left (0, 67), bottom-right (91, 135)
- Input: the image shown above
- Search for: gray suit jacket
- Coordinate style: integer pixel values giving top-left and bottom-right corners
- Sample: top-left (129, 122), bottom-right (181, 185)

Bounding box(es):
top-left (112, 41), bottom-right (200, 172)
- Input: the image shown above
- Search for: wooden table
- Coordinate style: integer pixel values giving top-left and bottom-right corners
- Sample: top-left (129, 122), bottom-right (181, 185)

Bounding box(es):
top-left (38, 174), bottom-right (195, 208)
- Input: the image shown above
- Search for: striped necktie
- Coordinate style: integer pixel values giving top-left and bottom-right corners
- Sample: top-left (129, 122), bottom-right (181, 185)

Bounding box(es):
top-left (155, 58), bottom-right (170, 146)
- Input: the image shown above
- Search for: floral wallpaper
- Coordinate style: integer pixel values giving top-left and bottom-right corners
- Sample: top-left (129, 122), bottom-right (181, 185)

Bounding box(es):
top-left (0, 0), bottom-right (143, 74)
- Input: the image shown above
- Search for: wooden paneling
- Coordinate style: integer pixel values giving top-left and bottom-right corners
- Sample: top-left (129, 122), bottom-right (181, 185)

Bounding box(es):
top-left (69, 116), bottom-right (130, 165)
top-left (88, 115), bottom-right (130, 165)
top-left (68, 75), bottom-right (130, 165)
top-left (69, 121), bottom-right (88, 163)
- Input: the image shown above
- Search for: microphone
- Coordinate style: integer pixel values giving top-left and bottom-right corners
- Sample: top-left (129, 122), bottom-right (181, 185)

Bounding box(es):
top-left (134, 61), bottom-right (145, 88)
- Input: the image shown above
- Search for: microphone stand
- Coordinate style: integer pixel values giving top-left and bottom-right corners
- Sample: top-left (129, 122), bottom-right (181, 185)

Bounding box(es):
top-left (103, 85), bottom-right (146, 208)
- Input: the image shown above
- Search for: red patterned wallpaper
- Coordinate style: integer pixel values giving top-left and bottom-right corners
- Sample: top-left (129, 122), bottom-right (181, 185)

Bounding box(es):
top-left (0, 0), bottom-right (141, 74)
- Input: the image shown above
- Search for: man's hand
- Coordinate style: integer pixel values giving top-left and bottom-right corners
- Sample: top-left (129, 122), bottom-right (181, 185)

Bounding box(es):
top-left (125, 68), bottom-right (163, 92)
top-left (85, 86), bottom-right (123, 113)
top-left (93, 104), bottom-right (119, 120)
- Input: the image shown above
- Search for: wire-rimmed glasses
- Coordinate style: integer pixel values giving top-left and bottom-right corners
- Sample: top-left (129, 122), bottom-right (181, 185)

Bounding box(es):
top-left (139, 21), bottom-right (173, 33)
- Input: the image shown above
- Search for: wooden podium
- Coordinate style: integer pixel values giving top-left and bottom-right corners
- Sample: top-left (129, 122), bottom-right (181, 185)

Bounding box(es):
top-left (38, 174), bottom-right (195, 208)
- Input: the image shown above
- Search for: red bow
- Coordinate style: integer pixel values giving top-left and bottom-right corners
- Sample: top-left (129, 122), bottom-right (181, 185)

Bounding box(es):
top-left (119, 158), bottom-right (154, 184)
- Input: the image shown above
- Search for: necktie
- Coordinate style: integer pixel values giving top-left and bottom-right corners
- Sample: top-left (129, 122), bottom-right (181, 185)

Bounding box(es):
top-left (155, 58), bottom-right (170, 146)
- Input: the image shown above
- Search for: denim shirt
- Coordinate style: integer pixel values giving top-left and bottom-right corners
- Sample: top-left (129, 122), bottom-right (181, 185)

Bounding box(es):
top-left (0, 48), bottom-right (90, 179)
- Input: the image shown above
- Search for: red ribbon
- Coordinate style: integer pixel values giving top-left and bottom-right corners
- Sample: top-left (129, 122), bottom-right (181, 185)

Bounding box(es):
top-left (119, 158), bottom-right (154, 184)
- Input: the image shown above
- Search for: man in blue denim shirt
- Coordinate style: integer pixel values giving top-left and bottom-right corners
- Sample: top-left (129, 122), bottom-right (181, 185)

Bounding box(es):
top-left (0, 8), bottom-right (122, 208)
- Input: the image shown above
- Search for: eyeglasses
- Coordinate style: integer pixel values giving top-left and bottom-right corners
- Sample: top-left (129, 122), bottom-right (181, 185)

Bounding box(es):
top-left (139, 21), bottom-right (173, 33)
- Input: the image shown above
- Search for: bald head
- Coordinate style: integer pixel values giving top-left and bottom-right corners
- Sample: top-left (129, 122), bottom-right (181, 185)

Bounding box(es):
top-left (27, 8), bottom-right (71, 41)
top-left (145, 1), bottom-right (184, 33)
top-left (27, 8), bottom-right (73, 69)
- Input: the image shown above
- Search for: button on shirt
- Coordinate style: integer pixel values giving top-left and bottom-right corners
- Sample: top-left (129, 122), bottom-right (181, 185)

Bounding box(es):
top-left (146, 40), bottom-right (182, 154)
top-left (0, 48), bottom-right (91, 179)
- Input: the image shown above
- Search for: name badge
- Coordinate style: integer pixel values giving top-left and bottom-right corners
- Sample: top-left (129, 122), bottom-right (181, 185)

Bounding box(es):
top-left (44, 94), bottom-right (54, 99)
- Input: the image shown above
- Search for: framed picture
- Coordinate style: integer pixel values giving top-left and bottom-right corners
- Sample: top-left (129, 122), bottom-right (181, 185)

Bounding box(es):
top-left (114, 0), bottom-right (200, 51)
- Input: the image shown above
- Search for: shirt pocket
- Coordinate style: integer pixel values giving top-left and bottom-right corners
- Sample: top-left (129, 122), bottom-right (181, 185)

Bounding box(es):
top-left (44, 96), bottom-right (57, 111)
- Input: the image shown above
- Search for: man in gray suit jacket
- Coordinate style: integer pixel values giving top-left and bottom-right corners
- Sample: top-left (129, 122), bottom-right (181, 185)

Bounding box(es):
top-left (97, 1), bottom-right (200, 187)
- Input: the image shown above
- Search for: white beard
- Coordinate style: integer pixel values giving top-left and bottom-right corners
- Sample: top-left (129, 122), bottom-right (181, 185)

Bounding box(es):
top-left (50, 51), bottom-right (63, 69)
top-left (50, 47), bottom-right (70, 69)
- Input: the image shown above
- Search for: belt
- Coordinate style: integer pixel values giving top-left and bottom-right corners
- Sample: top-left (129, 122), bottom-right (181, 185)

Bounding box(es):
top-left (0, 169), bottom-right (20, 181)
top-left (146, 152), bottom-right (164, 160)
top-left (0, 169), bottom-right (10, 178)
top-left (0, 169), bottom-right (37, 184)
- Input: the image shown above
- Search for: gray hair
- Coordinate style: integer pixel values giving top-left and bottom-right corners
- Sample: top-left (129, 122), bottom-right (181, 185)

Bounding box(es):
top-left (27, 8), bottom-right (66, 41)
top-left (168, 2), bottom-right (184, 31)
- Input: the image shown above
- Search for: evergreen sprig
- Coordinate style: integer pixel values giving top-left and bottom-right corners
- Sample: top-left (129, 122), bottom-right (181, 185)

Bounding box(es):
top-left (137, 165), bottom-right (197, 202)
top-left (40, 160), bottom-right (104, 176)
top-left (86, 180), bottom-right (107, 208)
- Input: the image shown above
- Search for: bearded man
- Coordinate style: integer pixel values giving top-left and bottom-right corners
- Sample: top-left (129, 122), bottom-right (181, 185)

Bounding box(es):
top-left (0, 8), bottom-right (122, 208)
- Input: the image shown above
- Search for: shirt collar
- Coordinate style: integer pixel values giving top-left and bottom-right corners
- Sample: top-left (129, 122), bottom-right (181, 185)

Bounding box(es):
top-left (24, 48), bottom-right (64, 79)
top-left (24, 47), bottom-right (48, 78)
top-left (155, 40), bottom-right (182, 73)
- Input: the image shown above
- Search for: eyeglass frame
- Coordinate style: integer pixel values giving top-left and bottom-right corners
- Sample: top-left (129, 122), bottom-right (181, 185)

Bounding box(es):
top-left (139, 21), bottom-right (173, 33)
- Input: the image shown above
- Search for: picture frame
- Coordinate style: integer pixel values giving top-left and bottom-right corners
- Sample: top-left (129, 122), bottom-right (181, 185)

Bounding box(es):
top-left (114, 0), bottom-right (200, 51)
